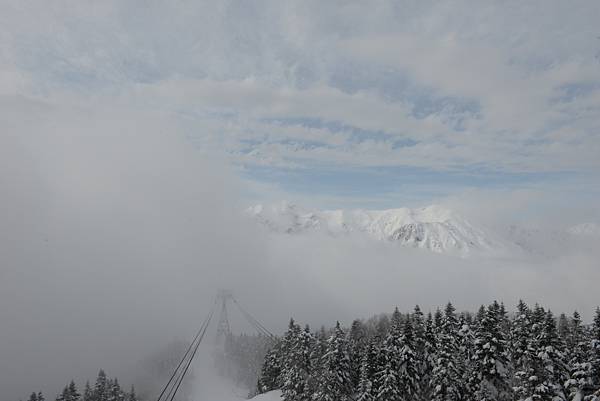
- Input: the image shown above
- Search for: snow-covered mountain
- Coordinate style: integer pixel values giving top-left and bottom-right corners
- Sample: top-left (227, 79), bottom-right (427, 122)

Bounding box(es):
top-left (502, 221), bottom-right (600, 257)
top-left (567, 222), bottom-right (600, 237)
top-left (247, 202), bottom-right (503, 257)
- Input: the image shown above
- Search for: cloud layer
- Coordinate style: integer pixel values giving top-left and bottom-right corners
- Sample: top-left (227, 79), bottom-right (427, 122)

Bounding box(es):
top-left (1, 0), bottom-right (599, 207)
top-left (1, 2), bottom-right (600, 399)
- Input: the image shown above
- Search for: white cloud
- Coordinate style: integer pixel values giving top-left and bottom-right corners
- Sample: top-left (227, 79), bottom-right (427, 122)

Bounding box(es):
top-left (2, 0), bottom-right (599, 177)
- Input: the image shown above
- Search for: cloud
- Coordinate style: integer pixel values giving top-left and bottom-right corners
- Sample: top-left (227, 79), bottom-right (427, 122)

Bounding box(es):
top-left (0, 94), bottom-right (271, 399)
top-left (1, 3), bottom-right (600, 397)
top-left (2, 0), bottom-right (599, 186)
top-left (1, 93), bottom-right (599, 401)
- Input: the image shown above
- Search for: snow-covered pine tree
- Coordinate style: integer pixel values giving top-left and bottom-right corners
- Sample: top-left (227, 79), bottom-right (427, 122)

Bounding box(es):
top-left (536, 310), bottom-right (568, 400)
top-left (458, 314), bottom-right (476, 400)
top-left (374, 308), bottom-right (403, 401)
top-left (397, 316), bottom-right (421, 401)
top-left (475, 305), bottom-right (486, 325)
top-left (55, 386), bottom-right (68, 401)
top-left (411, 305), bottom-right (429, 401)
top-left (348, 319), bottom-right (368, 390)
top-left (518, 304), bottom-right (556, 401)
top-left (56, 381), bottom-right (80, 401)
top-left (29, 392), bottom-right (38, 401)
top-left (558, 313), bottom-right (570, 343)
top-left (92, 370), bottom-right (108, 401)
top-left (313, 322), bottom-right (353, 401)
top-left (471, 301), bottom-right (512, 401)
top-left (107, 378), bottom-right (125, 401)
top-left (257, 343), bottom-right (282, 394)
top-left (511, 300), bottom-right (536, 400)
top-left (357, 340), bottom-right (379, 401)
top-left (565, 311), bottom-right (594, 401)
top-left (420, 312), bottom-right (437, 400)
top-left (310, 326), bottom-right (329, 385)
top-left (68, 381), bottom-right (81, 401)
top-left (433, 308), bottom-right (444, 332)
top-left (590, 307), bottom-right (600, 394)
top-left (38, 392), bottom-right (45, 401)
top-left (281, 320), bottom-right (314, 401)
top-left (497, 302), bottom-right (511, 339)
top-left (126, 386), bottom-right (137, 401)
top-left (430, 303), bottom-right (464, 401)
top-left (82, 382), bottom-right (92, 401)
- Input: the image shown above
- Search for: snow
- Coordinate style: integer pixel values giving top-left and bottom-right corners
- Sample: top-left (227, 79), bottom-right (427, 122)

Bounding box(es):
top-left (567, 222), bottom-right (600, 236)
top-left (247, 202), bottom-right (503, 257)
top-left (249, 202), bottom-right (600, 259)
top-left (249, 391), bottom-right (283, 401)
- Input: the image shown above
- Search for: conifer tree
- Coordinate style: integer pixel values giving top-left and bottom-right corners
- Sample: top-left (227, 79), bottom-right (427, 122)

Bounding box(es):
top-left (82, 382), bottom-right (92, 401)
top-left (348, 319), bottom-right (367, 389)
top-left (257, 344), bottom-right (282, 394)
top-left (458, 314), bottom-right (476, 400)
top-left (565, 311), bottom-right (594, 401)
top-left (430, 303), bottom-right (463, 401)
top-left (511, 300), bottom-right (536, 399)
top-left (357, 340), bottom-right (379, 401)
top-left (558, 313), bottom-right (570, 342)
top-left (421, 312), bottom-right (437, 400)
top-left (107, 378), bottom-right (124, 401)
top-left (471, 301), bottom-right (512, 401)
top-left (535, 310), bottom-right (568, 400)
top-left (93, 370), bottom-right (108, 401)
top-left (397, 317), bottom-right (421, 401)
top-left (590, 307), bottom-right (600, 392)
top-left (433, 308), bottom-right (444, 332)
top-left (68, 381), bottom-right (81, 401)
top-left (313, 322), bottom-right (352, 401)
top-left (29, 392), bottom-right (38, 401)
top-left (56, 381), bottom-right (80, 401)
top-left (127, 386), bottom-right (137, 401)
top-left (475, 305), bottom-right (486, 325)
top-left (56, 386), bottom-right (68, 401)
top-left (281, 320), bottom-right (313, 401)
top-left (374, 308), bottom-right (403, 401)
top-left (412, 305), bottom-right (428, 397)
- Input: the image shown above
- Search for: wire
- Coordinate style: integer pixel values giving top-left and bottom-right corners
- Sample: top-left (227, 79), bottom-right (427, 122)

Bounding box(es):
top-left (155, 298), bottom-right (216, 401)
top-left (167, 306), bottom-right (215, 401)
top-left (156, 294), bottom-right (275, 401)
top-left (232, 297), bottom-right (276, 339)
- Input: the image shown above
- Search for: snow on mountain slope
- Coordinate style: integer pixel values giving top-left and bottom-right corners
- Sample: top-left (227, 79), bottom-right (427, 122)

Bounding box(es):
top-left (249, 391), bottom-right (282, 401)
top-left (502, 221), bottom-right (600, 257)
top-left (248, 202), bottom-right (503, 257)
top-left (567, 222), bottom-right (600, 236)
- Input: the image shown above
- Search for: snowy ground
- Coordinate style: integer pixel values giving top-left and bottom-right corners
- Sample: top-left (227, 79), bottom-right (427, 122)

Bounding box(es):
top-left (187, 346), bottom-right (281, 401)
top-left (248, 391), bottom-right (282, 401)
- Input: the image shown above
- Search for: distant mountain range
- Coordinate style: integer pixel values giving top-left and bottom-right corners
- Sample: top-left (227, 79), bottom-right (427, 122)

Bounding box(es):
top-left (247, 202), bottom-right (599, 258)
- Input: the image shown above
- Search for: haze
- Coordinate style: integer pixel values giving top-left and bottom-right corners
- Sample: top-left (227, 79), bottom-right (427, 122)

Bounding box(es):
top-left (1, 1), bottom-right (599, 400)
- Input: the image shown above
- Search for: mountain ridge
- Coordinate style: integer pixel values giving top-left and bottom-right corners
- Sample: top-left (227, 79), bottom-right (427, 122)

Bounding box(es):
top-left (247, 202), bottom-right (503, 257)
top-left (248, 202), bottom-right (600, 259)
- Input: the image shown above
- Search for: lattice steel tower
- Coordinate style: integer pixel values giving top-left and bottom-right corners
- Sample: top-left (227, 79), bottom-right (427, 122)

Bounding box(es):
top-left (215, 289), bottom-right (233, 343)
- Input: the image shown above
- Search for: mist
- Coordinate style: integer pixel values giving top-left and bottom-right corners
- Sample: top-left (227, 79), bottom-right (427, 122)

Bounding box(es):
top-left (0, 96), bottom-right (272, 399)
top-left (2, 96), bottom-right (599, 400)
top-left (2, 2), bottom-right (600, 400)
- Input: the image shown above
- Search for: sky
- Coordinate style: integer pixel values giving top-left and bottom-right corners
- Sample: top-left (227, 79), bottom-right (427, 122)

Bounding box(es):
top-left (1, 0), bottom-right (599, 210)
top-left (1, 1), bottom-right (600, 400)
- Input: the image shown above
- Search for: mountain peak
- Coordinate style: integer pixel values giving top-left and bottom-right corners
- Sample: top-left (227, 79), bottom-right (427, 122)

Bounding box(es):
top-left (567, 222), bottom-right (600, 236)
top-left (247, 203), bottom-right (501, 257)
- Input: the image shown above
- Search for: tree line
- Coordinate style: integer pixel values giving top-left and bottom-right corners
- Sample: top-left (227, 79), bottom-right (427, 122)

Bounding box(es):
top-left (21, 369), bottom-right (138, 401)
top-left (256, 301), bottom-right (600, 401)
